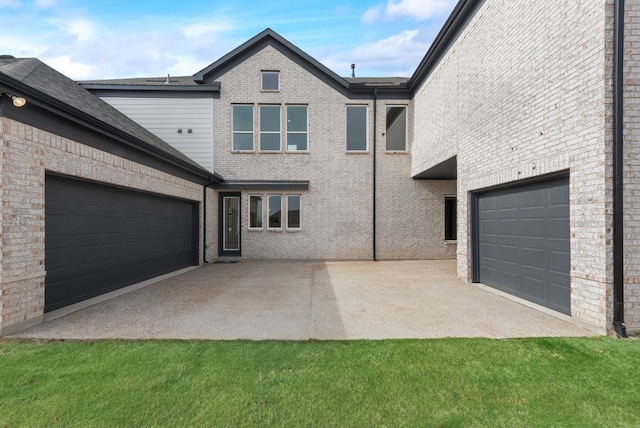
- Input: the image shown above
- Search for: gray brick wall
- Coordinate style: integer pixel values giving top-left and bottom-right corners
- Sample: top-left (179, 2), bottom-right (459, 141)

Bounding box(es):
top-left (212, 45), bottom-right (455, 260)
top-left (0, 117), bottom-right (206, 334)
top-left (412, 0), bottom-right (621, 332)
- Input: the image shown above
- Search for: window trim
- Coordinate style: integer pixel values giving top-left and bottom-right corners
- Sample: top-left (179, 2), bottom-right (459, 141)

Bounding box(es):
top-left (231, 104), bottom-right (254, 152)
top-left (267, 194), bottom-right (283, 230)
top-left (261, 71), bottom-right (280, 91)
top-left (346, 105), bottom-right (368, 152)
top-left (286, 194), bottom-right (302, 230)
top-left (385, 105), bottom-right (408, 152)
top-left (285, 105), bottom-right (309, 152)
top-left (259, 104), bottom-right (281, 152)
top-left (248, 194), bottom-right (264, 230)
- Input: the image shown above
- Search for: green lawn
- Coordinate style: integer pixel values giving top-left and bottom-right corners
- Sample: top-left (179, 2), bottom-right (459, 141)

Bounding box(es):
top-left (0, 337), bottom-right (638, 427)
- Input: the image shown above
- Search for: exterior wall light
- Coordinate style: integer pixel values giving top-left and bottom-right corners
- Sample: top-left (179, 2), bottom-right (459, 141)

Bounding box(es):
top-left (11, 95), bottom-right (26, 107)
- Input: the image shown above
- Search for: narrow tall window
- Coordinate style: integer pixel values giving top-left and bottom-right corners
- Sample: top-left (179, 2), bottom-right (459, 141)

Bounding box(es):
top-left (286, 105), bottom-right (308, 151)
top-left (260, 105), bottom-right (281, 151)
top-left (445, 196), bottom-right (457, 241)
top-left (287, 195), bottom-right (301, 229)
top-left (268, 195), bottom-right (282, 229)
top-left (386, 106), bottom-right (407, 151)
top-left (249, 195), bottom-right (263, 229)
top-left (232, 105), bottom-right (253, 151)
top-left (346, 105), bottom-right (367, 151)
top-left (262, 71), bottom-right (279, 91)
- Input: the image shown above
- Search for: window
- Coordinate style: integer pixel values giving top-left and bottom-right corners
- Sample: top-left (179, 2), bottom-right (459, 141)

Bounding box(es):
top-left (249, 195), bottom-right (263, 229)
top-left (268, 195), bottom-right (282, 229)
top-left (232, 105), bottom-right (253, 151)
top-left (445, 196), bottom-right (457, 241)
top-left (260, 105), bottom-right (281, 151)
top-left (262, 71), bottom-right (279, 91)
top-left (386, 106), bottom-right (407, 151)
top-left (346, 105), bottom-right (367, 151)
top-left (287, 195), bottom-right (301, 229)
top-left (286, 105), bottom-right (308, 151)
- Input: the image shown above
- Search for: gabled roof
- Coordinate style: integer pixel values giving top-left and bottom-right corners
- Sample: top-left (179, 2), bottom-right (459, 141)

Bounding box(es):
top-left (0, 56), bottom-right (220, 182)
top-left (193, 28), bottom-right (352, 91)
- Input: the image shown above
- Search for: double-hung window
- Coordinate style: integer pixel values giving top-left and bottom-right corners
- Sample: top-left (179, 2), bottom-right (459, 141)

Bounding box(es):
top-left (232, 105), bottom-right (254, 151)
top-left (260, 105), bottom-right (281, 151)
top-left (346, 105), bottom-right (367, 151)
top-left (385, 106), bottom-right (407, 151)
top-left (268, 195), bottom-right (282, 229)
top-left (286, 105), bottom-right (308, 151)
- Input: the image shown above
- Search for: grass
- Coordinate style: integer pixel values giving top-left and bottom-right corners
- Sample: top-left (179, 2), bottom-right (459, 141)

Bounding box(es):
top-left (0, 337), bottom-right (639, 427)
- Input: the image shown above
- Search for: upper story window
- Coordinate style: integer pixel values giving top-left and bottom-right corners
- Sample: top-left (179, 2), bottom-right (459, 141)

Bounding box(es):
top-left (286, 105), bottom-right (308, 151)
top-left (262, 71), bottom-right (280, 91)
top-left (346, 105), bottom-right (367, 151)
top-left (386, 106), bottom-right (407, 151)
top-left (259, 105), bottom-right (281, 151)
top-left (232, 105), bottom-right (254, 151)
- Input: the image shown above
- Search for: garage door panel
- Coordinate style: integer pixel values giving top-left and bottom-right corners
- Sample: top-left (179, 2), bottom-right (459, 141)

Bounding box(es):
top-left (45, 175), bottom-right (198, 312)
top-left (477, 176), bottom-right (570, 315)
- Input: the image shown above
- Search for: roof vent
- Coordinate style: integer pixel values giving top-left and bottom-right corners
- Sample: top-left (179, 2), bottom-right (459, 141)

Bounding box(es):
top-left (351, 63), bottom-right (356, 78)
top-left (165, 74), bottom-right (170, 84)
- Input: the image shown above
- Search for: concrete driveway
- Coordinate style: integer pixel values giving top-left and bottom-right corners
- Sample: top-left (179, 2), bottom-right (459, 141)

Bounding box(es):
top-left (10, 260), bottom-right (597, 340)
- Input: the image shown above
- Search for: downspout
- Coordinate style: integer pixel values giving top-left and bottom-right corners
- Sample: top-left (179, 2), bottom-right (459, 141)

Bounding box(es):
top-left (373, 88), bottom-right (378, 261)
top-left (613, 0), bottom-right (627, 338)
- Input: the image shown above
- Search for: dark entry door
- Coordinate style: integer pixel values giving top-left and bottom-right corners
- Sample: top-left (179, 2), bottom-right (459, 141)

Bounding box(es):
top-left (219, 192), bottom-right (241, 257)
top-left (475, 176), bottom-right (571, 314)
top-left (45, 174), bottom-right (199, 312)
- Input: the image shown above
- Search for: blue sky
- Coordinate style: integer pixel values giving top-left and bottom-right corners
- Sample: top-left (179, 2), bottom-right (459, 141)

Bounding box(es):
top-left (0, 0), bottom-right (457, 80)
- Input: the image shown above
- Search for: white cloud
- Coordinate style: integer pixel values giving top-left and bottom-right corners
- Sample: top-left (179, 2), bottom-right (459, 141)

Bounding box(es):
top-left (49, 18), bottom-right (96, 42)
top-left (45, 55), bottom-right (95, 79)
top-left (320, 29), bottom-right (429, 77)
top-left (362, 5), bottom-right (384, 24)
top-left (364, 0), bottom-right (457, 23)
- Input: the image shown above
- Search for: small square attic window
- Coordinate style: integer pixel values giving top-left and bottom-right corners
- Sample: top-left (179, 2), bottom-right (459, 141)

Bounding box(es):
top-left (262, 71), bottom-right (279, 91)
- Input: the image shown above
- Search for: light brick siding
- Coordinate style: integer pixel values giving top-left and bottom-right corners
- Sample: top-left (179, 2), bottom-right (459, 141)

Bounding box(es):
top-left (412, 0), bottom-right (622, 331)
top-left (624, 0), bottom-right (640, 333)
top-left (0, 117), bottom-right (206, 334)
top-left (213, 45), bottom-right (454, 260)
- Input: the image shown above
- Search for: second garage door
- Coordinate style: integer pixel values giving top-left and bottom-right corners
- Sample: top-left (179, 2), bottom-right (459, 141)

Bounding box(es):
top-left (45, 174), bottom-right (199, 312)
top-left (475, 176), bottom-right (570, 315)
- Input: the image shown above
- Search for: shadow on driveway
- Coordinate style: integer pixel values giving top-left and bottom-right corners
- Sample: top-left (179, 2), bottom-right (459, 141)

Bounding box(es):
top-left (10, 260), bottom-right (596, 340)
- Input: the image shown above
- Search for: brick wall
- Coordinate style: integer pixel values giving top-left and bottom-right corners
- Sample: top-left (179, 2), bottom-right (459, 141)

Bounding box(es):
top-left (624, 0), bottom-right (640, 333)
top-left (0, 117), bottom-right (206, 334)
top-left (212, 45), bottom-right (455, 260)
top-left (412, 0), bottom-right (616, 331)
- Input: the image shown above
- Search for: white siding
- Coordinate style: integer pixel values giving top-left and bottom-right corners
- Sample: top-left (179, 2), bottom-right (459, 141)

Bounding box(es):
top-left (101, 97), bottom-right (214, 172)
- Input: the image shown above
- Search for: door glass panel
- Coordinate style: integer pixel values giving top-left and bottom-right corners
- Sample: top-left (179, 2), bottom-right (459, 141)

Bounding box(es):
top-left (223, 197), bottom-right (240, 251)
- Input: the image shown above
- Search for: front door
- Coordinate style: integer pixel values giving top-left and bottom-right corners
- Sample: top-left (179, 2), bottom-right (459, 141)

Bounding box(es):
top-left (219, 193), bottom-right (241, 256)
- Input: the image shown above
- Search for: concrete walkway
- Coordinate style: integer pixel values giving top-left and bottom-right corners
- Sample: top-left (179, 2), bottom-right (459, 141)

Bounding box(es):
top-left (10, 260), bottom-right (597, 340)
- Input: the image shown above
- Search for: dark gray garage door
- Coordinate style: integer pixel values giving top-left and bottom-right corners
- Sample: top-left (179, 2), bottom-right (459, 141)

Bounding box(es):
top-left (45, 174), bottom-right (199, 312)
top-left (476, 176), bottom-right (570, 314)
